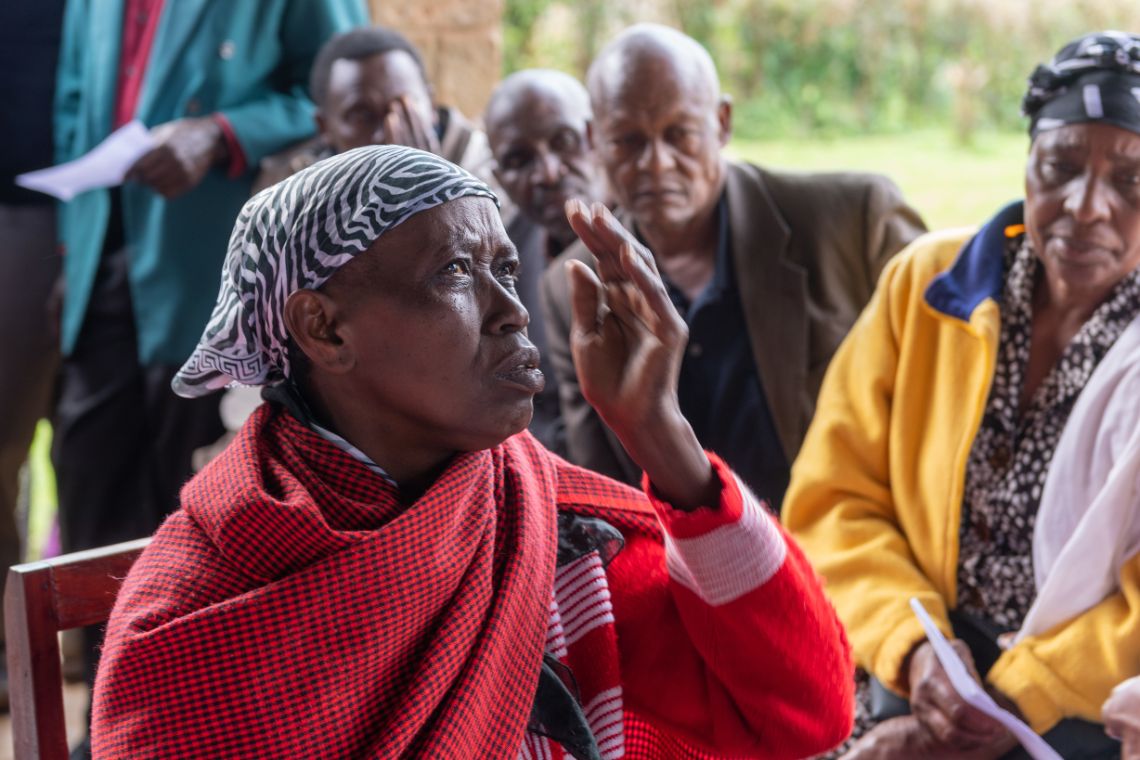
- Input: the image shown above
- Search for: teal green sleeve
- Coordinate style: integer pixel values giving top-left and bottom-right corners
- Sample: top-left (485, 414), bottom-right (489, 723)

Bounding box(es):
top-left (54, 0), bottom-right (88, 163)
top-left (217, 0), bottom-right (368, 164)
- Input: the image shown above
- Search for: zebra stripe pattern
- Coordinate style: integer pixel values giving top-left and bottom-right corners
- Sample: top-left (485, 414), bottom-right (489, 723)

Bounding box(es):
top-left (173, 145), bottom-right (498, 398)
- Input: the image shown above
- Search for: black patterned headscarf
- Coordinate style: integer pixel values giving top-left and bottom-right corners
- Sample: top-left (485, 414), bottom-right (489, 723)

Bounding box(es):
top-left (173, 145), bottom-right (498, 398)
top-left (1023, 31), bottom-right (1140, 138)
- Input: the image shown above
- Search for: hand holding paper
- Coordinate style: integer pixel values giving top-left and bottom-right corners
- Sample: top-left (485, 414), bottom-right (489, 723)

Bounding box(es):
top-left (127, 117), bottom-right (226, 198)
top-left (909, 598), bottom-right (1063, 760)
top-left (15, 121), bottom-right (155, 202)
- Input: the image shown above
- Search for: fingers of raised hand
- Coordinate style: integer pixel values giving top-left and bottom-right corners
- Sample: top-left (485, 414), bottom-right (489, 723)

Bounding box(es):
top-left (618, 243), bottom-right (686, 341)
top-left (565, 198), bottom-right (617, 276)
top-left (591, 204), bottom-right (659, 276)
top-left (567, 259), bottom-right (606, 339)
top-left (564, 199), bottom-right (661, 283)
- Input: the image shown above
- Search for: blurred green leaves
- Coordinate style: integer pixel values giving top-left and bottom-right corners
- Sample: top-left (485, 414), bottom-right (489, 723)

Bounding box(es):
top-left (503, 0), bottom-right (1140, 141)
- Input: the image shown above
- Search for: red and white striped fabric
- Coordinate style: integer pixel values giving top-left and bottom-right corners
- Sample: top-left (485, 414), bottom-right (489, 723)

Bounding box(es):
top-left (520, 457), bottom-right (852, 759)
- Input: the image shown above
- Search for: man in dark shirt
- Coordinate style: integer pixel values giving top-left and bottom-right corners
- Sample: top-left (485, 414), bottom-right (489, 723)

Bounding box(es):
top-left (664, 199), bottom-right (790, 505)
top-left (484, 69), bottom-right (609, 455)
top-left (542, 24), bottom-right (926, 508)
top-left (0, 0), bottom-right (66, 708)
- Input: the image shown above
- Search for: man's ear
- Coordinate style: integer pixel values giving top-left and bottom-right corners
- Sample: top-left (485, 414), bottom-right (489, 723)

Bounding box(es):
top-left (283, 289), bottom-right (355, 375)
top-left (716, 95), bottom-right (733, 147)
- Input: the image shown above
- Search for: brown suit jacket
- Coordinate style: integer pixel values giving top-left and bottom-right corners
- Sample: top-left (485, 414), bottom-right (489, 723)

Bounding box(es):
top-left (541, 160), bottom-right (926, 485)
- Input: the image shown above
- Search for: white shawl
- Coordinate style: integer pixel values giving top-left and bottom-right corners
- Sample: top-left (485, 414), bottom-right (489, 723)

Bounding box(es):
top-left (1017, 315), bottom-right (1140, 642)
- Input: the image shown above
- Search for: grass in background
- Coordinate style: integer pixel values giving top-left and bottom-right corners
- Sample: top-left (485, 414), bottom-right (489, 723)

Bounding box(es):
top-left (728, 129), bottom-right (1028, 231)
top-left (26, 420), bottom-right (56, 561)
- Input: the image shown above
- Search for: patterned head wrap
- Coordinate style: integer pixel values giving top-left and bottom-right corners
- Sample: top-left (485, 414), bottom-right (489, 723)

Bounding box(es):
top-left (172, 145), bottom-right (498, 398)
top-left (1023, 31), bottom-right (1140, 138)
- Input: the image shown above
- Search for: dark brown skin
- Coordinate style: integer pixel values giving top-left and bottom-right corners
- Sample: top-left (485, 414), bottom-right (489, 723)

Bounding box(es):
top-left (316, 50), bottom-right (440, 155)
top-left (841, 714), bottom-right (1015, 760)
top-left (486, 70), bottom-right (607, 251)
top-left (902, 640), bottom-right (1015, 756)
top-left (284, 195), bottom-right (716, 510)
top-left (564, 198), bottom-right (719, 510)
top-left (588, 25), bottom-right (731, 301)
top-left (1023, 122), bottom-right (1140, 407)
top-left (127, 117), bottom-right (228, 198)
top-left (1103, 678), bottom-right (1140, 758)
top-left (894, 123), bottom-right (1140, 758)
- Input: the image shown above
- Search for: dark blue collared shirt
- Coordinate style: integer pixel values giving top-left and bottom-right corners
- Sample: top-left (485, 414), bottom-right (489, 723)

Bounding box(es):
top-left (659, 197), bottom-right (789, 510)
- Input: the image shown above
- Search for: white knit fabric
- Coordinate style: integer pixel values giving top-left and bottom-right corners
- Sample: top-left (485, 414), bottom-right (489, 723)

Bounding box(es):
top-left (664, 478), bottom-right (786, 606)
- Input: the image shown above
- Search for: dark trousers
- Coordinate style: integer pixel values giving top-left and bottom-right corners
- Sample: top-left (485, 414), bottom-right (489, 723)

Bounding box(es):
top-left (51, 213), bottom-right (223, 687)
top-left (0, 202), bottom-right (60, 652)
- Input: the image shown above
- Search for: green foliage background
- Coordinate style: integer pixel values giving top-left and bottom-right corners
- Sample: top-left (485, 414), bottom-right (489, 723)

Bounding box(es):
top-left (503, 0), bottom-right (1140, 141)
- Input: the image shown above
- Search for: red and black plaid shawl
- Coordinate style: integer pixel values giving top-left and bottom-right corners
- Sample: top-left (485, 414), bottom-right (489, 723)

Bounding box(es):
top-left (92, 403), bottom-right (562, 758)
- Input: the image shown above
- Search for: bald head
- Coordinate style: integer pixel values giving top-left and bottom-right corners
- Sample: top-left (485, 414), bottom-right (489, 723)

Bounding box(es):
top-left (584, 24), bottom-right (731, 247)
top-left (587, 23), bottom-right (722, 119)
top-left (485, 69), bottom-right (605, 247)
top-left (486, 69), bottom-right (591, 137)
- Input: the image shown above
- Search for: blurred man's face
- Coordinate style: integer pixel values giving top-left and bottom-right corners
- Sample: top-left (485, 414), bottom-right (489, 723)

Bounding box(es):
top-left (592, 52), bottom-right (730, 240)
top-left (319, 50), bottom-right (435, 154)
top-left (489, 87), bottom-right (604, 249)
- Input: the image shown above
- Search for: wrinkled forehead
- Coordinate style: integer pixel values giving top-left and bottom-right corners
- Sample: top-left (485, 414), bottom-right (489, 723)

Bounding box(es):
top-left (1032, 121), bottom-right (1140, 157)
top-left (327, 49), bottom-right (429, 101)
top-left (591, 37), bottom-right (720, 117)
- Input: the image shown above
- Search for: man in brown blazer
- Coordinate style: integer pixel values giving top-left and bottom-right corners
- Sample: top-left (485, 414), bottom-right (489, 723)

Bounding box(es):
top-left (542, 24), bottom-right (926, 509)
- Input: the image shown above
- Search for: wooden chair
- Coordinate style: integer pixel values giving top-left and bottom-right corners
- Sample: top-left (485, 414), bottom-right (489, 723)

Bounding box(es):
top-left (5, 538), bottom-right (149, 760)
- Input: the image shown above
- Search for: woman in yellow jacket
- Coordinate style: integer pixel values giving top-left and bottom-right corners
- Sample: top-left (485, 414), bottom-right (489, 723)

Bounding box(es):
top-left (784, 32), bottom-right (1140, 759)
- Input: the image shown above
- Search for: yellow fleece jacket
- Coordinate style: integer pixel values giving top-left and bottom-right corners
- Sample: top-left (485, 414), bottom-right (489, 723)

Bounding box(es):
top-left (782, 203), bottom-right (1140, 734)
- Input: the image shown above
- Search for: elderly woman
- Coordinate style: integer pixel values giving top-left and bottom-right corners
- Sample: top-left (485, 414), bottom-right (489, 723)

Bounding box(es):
top-left (783, 31), bottom-right (1140, 759)
top-left (90, 146), bottom-right (852, 758)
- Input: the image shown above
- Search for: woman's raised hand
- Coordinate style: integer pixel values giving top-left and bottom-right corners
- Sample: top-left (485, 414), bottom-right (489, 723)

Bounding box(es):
top-left (564, 199), bottom-right (717, 510)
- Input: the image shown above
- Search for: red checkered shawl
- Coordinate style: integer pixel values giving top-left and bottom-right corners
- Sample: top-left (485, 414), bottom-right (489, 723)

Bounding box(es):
top-left (92, 404), bottom-right (632, 757)
top-left (93, 403), bottom-right (853, 759)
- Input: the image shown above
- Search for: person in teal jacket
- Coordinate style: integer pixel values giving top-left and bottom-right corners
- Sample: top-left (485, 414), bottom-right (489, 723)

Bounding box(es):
top-left (51, 6), bottom-right (366, 750)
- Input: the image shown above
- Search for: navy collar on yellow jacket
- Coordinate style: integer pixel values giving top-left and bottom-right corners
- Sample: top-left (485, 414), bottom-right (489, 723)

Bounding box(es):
top-left (925, 201), bottom-right (1024, 321)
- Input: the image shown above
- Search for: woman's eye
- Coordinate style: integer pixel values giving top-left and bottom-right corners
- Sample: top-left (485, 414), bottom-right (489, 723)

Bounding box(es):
top-left (444, 260), bottom-right (471, 276)
top-left (1042, 159), bottom-right (1077, 179)
top-left (496, 260), bottom-right (520, 283)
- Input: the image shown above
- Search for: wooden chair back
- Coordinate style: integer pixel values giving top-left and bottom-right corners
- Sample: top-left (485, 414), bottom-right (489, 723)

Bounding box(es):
top-left (4, 538), bottom-right (149, 760)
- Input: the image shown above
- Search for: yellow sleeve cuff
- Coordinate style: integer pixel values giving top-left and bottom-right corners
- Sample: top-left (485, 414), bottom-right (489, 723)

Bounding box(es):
top-left (872, 607), bottom-right (951, 696)
top-left (987, 647), bottom-right (1064, 735)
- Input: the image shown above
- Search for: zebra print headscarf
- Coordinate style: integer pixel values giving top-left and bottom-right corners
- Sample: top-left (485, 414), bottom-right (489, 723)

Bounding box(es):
top-left (172, 145), bottom-right (498, 398)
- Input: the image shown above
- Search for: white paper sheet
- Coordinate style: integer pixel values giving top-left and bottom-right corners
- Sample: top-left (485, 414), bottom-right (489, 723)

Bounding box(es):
top-left (909, 598), bottom-right (1062, 760)
top-left (15, 120), bottom-right (155, 201)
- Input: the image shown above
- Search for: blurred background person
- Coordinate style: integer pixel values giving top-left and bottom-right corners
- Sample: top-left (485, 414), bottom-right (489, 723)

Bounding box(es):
top-left (52, 0), bottom-right (365, 754)
top-left (255, 25), bottom-right (501, 204)
top-left (542, 24), bottom-right (925, 507)
top-left (484, 68), bottom-right (610, 454)
top-left (0, 0), bottom-right (66, 712)
top-left (785, 31), bottom-right (1140, 759)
